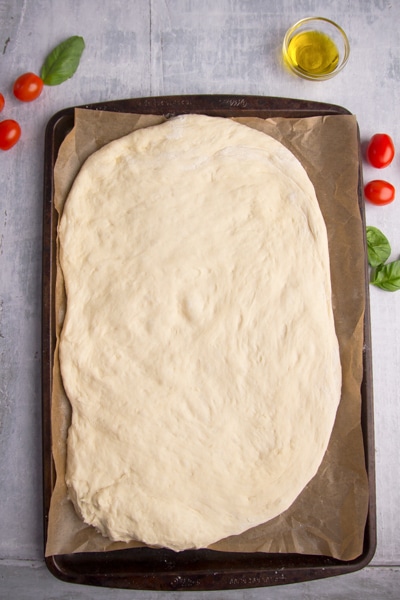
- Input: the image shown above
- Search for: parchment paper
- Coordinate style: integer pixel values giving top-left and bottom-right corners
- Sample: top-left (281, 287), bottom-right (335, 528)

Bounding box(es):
top-left (45, 108), bottom-right (369, 560)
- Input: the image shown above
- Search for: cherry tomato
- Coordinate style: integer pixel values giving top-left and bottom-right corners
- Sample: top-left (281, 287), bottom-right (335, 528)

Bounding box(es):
top-left (364, 180), bottom-right (395, 206)
top-left (13, 72), bottom-right (43, 102)
top-left (0, 93), bottom-right (4, 112)
top-left (366, 133), bottom-right (395, 168)
top-left (0, 119), bottom-right (21, 150)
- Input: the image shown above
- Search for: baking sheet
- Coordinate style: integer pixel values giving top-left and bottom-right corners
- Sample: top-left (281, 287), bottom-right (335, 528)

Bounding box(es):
top-left (42, 95), bottom-right (376, 590)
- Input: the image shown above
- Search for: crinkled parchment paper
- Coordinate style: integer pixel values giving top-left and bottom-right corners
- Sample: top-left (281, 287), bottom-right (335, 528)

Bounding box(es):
top-left (45, 108), bottom-right (369, 560)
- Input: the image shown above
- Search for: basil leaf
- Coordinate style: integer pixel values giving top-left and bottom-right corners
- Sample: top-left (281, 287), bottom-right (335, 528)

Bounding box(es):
top-left (366, 225), bottom-right (391, 267)
top-left (371, 260), bottom-right (400, 292)
top-left (40, 36), bottom-right (85, 86)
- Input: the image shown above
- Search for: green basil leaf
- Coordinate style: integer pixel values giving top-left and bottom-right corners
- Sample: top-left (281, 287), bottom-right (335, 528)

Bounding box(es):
top-left (40, 36), bottom-right (85, 86)
top-left (366, 225), bottom-right (391, 267)
top-left (371, 260), bottom-right (400, 292)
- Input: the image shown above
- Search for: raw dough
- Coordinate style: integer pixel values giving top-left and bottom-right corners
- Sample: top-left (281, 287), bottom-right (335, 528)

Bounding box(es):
top-left (58, 114), bottom-right (341, 551)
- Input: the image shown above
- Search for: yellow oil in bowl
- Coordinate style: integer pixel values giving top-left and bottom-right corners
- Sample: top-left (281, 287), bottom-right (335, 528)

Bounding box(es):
top-left (283, 17), bottom-right (349, 80)
top-left (286, 30), bottom-right (339, 77)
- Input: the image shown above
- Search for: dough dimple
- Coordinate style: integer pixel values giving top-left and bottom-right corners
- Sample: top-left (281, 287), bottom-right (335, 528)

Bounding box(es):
top-left (59, 114), bottom-right (341, 552)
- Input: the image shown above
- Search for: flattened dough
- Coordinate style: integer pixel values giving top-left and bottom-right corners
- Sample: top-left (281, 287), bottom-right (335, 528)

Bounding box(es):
top-left (59, 114), bottom-right (341, 551)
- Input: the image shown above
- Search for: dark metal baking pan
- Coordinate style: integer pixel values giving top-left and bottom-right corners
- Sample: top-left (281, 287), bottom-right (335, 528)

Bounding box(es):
top-left (42, 95), bottom-right (376, 591)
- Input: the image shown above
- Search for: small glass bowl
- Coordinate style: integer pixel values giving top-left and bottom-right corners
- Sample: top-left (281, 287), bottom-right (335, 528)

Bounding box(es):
top-left (282, 17), bottom-right (350, 81)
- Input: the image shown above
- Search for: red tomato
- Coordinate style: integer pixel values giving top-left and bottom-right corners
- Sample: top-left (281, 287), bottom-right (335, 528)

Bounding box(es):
top-left (0, 119), bottom-right (21, 150)
top-left (0, 93), bottom-right (4, 112)
top-left (364, 180), bottom-right (395, 205)
top-left (13, 72), bottom-right (43, 102)
top-left (366, 133), bottom-right (395, 168)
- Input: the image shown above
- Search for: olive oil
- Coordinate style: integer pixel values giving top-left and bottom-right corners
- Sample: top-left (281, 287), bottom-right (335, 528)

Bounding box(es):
top-left (286, 30), bottom-right (339, 77)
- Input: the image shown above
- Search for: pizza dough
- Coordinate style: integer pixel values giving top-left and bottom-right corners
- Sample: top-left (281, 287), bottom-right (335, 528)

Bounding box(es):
top-left (58, 114), bottom-right (342, 552)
